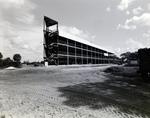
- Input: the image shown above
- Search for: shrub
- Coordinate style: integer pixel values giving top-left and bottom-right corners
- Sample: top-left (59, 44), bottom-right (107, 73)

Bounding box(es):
top-left (2, 58), bottom-right (14, 68)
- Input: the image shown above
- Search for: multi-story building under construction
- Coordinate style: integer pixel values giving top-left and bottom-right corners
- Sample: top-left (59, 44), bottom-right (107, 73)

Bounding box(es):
top-left (43, 16), bottom-right (116, 65)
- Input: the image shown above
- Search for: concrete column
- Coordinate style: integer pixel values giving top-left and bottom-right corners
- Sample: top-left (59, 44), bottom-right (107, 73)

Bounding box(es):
top-left (67, 39), bottom-right (69, 65)
top-left (91, 47), bottom-right (92, 64)
top-left (98, 51), bottom-right (100, 64)
top-left (87, 46), bottom-right (88, 64)
top-left (57, 37), bottom-right (59, 65)
top-left (81, 44), bottom-right (83, 64)
top-left (75, 42), bottom-right (77, 64)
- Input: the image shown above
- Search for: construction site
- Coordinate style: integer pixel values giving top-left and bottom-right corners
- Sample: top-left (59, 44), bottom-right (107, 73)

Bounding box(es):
top-left (1, 16), bottom-right (150, 118)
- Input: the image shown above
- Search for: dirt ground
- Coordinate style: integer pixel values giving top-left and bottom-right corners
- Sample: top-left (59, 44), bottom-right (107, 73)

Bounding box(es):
top-left (0, 64), bottom-right (150, 118)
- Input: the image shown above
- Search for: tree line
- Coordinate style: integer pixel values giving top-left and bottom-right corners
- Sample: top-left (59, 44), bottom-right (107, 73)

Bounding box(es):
top-left (120, 51), bottom-right (138, 63)
top-left (0, 52), bottom-right (22, 68)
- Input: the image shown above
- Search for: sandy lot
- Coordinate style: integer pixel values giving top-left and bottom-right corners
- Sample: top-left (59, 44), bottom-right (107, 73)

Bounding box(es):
top-left (0, 65), bottom-right (150, 118)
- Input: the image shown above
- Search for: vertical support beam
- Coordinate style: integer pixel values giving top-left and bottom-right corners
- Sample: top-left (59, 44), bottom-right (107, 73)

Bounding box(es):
top-left (100, 51), bottom-right (101, 64)
top-left (43, 20), bottom-right (45, 61)
top-left (102, 51), bottom-right (103, 64)
top-left (98, 51), bottom-right (99, 64)
top-left (95, 50), bottom-right (96, 64)
top-left (87, 45), bottom-right (88, 64)
top-left (43, 19), bottom-right (48, 64)
top-left (57, 23), bottom-right (58, 32)
top-left (81, 44), bottom-right (83, 64)
top-left (91, 47), bottom-right (92, 64)
top-left (43, 19), bottom-right (45, 31)
top-left (67, 39), bottom-right (69, 65)
top-left (57, 36), bottom-right (59, 65)
top-left (75, 42), bottom-right (77, 64)
top-left (101, 51), bottom-right (103, 64)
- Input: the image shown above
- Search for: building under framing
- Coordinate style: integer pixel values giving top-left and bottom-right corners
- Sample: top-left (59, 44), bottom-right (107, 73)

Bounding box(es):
top-left (43, 16), bottom-right (116, 65)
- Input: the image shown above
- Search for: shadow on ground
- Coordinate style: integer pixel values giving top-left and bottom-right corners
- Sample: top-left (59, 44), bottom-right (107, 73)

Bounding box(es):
top-left (58, 70), bottom-right (150, 117)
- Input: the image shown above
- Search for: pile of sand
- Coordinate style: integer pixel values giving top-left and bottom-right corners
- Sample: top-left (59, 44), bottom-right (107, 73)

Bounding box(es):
top-left (5, 66), bottom-right (16, 70)
top-left (103, 66), bottom-right (124, 73)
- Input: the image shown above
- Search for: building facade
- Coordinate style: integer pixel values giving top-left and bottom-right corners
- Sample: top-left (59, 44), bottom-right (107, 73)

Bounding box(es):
top-left (43, 16), bottom-right (116, 65)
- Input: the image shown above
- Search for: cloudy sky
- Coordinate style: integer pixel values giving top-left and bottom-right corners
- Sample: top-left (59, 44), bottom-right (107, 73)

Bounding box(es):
top-left (0, 0), bottom-right (150, 62)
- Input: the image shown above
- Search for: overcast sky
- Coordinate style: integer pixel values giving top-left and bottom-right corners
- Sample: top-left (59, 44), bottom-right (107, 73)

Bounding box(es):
top-left (0, 0), bottom-right (150, 62)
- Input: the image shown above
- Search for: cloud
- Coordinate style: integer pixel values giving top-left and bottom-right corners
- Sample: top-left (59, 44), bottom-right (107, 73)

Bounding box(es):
top-left (106, 6), bottom-right (111, 12)
top-left (117, 0), bottom-right (136, 11)
top-left (113, 47), bottom-right (127, 57)
top-left (111, 38), bottom-right (147, 57)
top-left (91, 35), bottom-right (96, 39)
top-left (143, 33), bottom-right (150, 37)
top-left (126, 11), bottom-right (130, 15)
top-left (117, 23), bottom-right (136, 30)
top-left (59, 26), bottom-right (95, 40)
top-left (117, 13), bottom-right (150, 30)
top-left (0, 0), bottom-right (43, 62)
top-left (0, 0), bottom-right (36, 25)
top-left (148, 3), bottom-right (150, 11)
top-left (126, 38), bottom-right (144, 51)
top-left (114, 48), bottom-right (125, 54)
top-left (0, 0), bottom-right (25, 9)
top-left (132, 7), bottom-right (143, 15)
top-left (143, 30), bottom-right (150, 41)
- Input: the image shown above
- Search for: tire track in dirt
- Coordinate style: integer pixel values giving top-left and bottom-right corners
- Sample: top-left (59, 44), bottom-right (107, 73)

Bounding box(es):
top-left (0, 85), bottom-right (122, 118)
top-left (59, 88), bottom-right (150, 118)
top-left (10, 73), bottom-right (149, 118)
top-left (0, 85), bottom-right (148, 118)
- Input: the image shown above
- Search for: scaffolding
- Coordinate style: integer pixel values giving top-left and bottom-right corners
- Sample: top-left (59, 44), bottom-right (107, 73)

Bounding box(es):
top-left (43, 16), bottom-right (116, 65)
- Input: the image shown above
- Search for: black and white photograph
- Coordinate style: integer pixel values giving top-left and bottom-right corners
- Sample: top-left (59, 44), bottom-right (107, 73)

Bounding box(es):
top-left (0, 0), bottom-right (150, 118)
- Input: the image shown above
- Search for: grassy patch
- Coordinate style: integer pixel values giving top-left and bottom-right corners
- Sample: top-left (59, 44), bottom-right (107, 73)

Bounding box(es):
top-left (1, 115), bottom-right (5, 118)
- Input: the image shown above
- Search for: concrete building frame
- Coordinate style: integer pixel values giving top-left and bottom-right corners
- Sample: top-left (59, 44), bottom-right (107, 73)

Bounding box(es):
top-left (43, 16), bottom-right (116, 65)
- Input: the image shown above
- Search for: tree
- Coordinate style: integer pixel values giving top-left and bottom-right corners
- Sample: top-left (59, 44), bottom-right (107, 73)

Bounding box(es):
top-left (129, 51), bottom-right (138, 60)
top-left (120, 51), bottom-right (139, 63)
top-left (13, 54), bottom-right (22, 68)
top-left (120, 52), bottom-right (131, 60)
top-left (0, 52), bottom-right (3, 59)
top-left (13, 54), bottom-right (21, 62)
top-left (3, 57), bottom-right (13, 67)
top-left (120, 52), bottom-right (131, 63)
